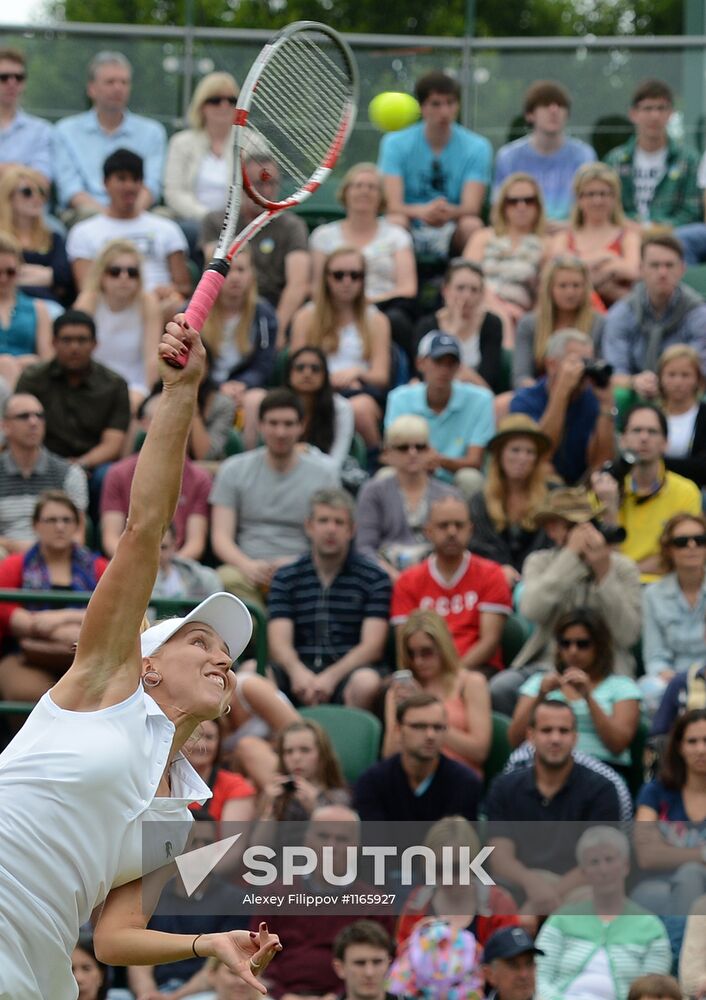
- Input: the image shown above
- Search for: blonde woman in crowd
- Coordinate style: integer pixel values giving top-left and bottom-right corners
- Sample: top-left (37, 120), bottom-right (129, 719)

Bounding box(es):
top-left (0, 166), bottom-right (73, 315)
top-left (200, 244), bottom-right (278, 449)
top-left (290, 246), bottom-right (390, 448)
top-left (657, 343), bottom-right (706, 487)
top-left (356, 415), bottom-right (455, 581)
top-left (0, 230), bottom-right (51, 389)
top-left (309, 162), bottom-right (417, 360)
top-left (512, 254), bottom-right (605, 388)
top-left (75, 239), bottom-right (161, 411)
top-left (464, 172), bottom-right (548, 341)
top-left (384, 609), bottom-right (492, 773)
top-left (551, 163), bottom-right (640, 306)
top-left (164, 71), bottom-right (240, 231)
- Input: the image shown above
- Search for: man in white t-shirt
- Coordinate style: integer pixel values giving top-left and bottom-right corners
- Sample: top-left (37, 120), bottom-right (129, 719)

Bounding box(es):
top-left (604, 79), bottom-right (701, 229)
top-left (66, 148), bottom-right (192, 318)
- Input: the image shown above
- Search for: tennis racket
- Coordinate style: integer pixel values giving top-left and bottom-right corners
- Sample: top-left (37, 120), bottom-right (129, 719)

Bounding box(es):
top-left (175, 20), bottom-right (358, 359)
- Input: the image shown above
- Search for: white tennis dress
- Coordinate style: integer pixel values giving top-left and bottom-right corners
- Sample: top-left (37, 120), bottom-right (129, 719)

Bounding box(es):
top-left (0, 685), bottom-right (211, 999)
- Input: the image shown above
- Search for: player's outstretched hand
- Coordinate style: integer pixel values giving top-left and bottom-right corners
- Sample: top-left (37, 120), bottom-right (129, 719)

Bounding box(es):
top-left (199, 922), bottom-right (282, 994)
top-left (158, 313), bottom-right (206, 388)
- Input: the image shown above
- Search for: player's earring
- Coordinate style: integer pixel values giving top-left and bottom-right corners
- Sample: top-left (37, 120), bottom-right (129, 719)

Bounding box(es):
top-left (143, 669), bottom-right (163, 688)
top-left (222, 704), bottom-right (232, 717)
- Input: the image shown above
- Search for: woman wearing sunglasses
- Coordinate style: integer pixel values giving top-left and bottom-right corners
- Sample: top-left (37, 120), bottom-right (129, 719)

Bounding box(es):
top-left (164, 71), bottom-right (240, 241)
top-left (0, 229), bottom-right (52, 390)
top-left (550, 163), bottom-right (640, 307)
top-left (508, 607), bottom-right (642, 777)
top-left (75, 239), bottom-right (161, 414)
top-left (463, 172), bottom-right (548, 343)
top-left (290, 246), bottom-right (390, 451)
top-left (283, 345), bottom-right (354, 469)
top-left (0, 166), bottom-right (73, 315)
top-left (642, 513), bottom-right (706, 704)
top-left (356, 415), bottom-right (455, 581)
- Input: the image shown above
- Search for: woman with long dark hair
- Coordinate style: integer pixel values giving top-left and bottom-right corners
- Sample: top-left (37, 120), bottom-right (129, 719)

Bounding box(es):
top-left (284, 345), bottom-right (354, 468)
top-left (634, 709), bottom-right (706, 921)
top-left (509, 607), bottom-right (642, 774)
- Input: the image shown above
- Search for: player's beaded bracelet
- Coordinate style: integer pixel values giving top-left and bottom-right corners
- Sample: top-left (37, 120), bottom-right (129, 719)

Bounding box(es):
top-left (192, 933), bottom-right (204, 957)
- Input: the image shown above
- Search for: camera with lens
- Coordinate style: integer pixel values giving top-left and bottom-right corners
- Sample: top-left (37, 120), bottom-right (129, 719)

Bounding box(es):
top-left (591, 519), bottom-right (627, 545)
top-left (582, 358), bottom-right (614, 389)
top-left (599, 450), bottom-right (636, 484)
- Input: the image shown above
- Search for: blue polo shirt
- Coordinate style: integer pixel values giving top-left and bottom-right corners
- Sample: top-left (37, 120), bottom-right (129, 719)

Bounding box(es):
top-left (384, 381), bottom-right (494, 484)
top-left (0, 109), bottom-right (54, 180)
top-left (268, 550), bottom-right (391, 672)
top-left (510, 376), bottom-right (599, 485)
top-left (53, 108), bottom-right (167, 207)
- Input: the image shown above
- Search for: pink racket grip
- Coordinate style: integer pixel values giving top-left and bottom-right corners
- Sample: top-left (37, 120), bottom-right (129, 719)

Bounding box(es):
top-left (166, 261), bottom-right (230, 368)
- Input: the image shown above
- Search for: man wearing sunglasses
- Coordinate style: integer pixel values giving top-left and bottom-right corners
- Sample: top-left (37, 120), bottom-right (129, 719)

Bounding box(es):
top-left (54, 50), bottom-right (166, 220)
top-left (378, 71), bottom-right (491, 259)
top-left (0, 48), bottom-right (53, 188)
top-left (0, 392), bottom-right (88, 556)
top-left (493, 80), bottom-right (596, 225)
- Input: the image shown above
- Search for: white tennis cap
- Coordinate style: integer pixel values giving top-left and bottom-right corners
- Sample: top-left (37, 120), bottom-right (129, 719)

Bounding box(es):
top-left (141, 592), bottom-right (253, 662)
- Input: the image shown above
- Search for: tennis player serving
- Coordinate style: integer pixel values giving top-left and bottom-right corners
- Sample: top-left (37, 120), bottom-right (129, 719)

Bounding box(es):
top-left (0, 316), bottom-right (281, 999)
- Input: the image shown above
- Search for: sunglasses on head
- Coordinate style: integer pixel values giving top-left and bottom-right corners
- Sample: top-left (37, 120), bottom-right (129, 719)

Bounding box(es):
top-left (558, 637), bottom-right (593, 650)
top-left (505, 195), bottom-right (538, 206)
top-left (204, 94), bottom-right (237, 106)
top-left (17, 185), bottom-right (47, 199)
top-left (105, 265), bottom-right (139, 279)
top-left (0, 72), bottom-right (25, 83)
top-left (669, 533), bottom-right (706, 549)
top-left (393, 442), bottom-right (429, 453)
top-left (327, 269), bottom-right (364, 281)
top-left (292, 361), bottom-right (323, 373)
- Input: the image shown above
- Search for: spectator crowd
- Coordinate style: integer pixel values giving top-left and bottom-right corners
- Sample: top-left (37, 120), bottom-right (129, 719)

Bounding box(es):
top-left (3, 41), bottom-right (706, 1000)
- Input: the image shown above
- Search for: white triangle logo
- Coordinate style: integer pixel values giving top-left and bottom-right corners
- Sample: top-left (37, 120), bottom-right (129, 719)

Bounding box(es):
top-left (175, 833), bottom-right (242, 896)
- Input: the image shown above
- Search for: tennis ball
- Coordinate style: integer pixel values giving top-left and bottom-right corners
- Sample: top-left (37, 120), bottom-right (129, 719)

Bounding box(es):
top-left (368, 92), bottom-right (420, 132)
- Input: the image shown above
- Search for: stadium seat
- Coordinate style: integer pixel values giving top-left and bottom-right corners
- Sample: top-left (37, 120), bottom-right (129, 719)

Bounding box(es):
top-left (683, 264), bottom-right (706, 298)
top-left (500, 614), bottom-right (530, 667)
top-left (484, 711), bottom-right (513, 790)
top-left (299, 704), bottom-right (382, 784)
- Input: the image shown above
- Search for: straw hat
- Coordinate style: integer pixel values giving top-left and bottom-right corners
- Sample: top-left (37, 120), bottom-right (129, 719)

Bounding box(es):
top-left (487, 414), bottom-right (552, 456)
top-left (533, 486), bottom-right (605, 525)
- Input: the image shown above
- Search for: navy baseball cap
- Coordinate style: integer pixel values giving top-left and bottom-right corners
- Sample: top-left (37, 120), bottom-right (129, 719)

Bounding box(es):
top-left (417, 330), bottom-right (461, 361)
top-left (482, 927), bottom-right (544, 964)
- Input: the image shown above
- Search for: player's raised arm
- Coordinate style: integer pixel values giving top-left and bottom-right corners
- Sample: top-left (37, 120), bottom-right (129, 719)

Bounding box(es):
top-left (52, 316), bottom-right (206, 709)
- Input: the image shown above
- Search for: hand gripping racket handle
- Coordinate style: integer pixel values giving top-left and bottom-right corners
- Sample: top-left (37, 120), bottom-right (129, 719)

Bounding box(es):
top-left (167, 260), bottom-right (230, 367)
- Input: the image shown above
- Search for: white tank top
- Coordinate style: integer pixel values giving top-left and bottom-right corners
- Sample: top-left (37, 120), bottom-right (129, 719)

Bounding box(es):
top-left (93, 297), bottom-right (149, 393)
top-left (0, 686), bottom-right (210, 996)
top-left (326, 312), bottom-right (373, 374)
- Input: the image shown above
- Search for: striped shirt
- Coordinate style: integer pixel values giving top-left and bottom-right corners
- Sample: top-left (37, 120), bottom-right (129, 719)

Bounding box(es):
top-left (268, 550), bottom-right (391, 671)
top-left (0, 447), bottom-right (88, 542)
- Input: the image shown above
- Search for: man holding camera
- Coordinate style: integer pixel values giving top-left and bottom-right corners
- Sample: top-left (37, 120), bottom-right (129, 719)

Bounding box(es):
top-left (591, 402), bottom-right (701, 583)
top-left (509, 329), bottom-right (615, 485)
top-left (488, 487), bottom-right (641, 714)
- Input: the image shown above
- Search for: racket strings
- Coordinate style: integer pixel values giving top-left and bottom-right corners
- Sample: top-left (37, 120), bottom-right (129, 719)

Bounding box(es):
top-left (247, 33), bottom-right (352, 194)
